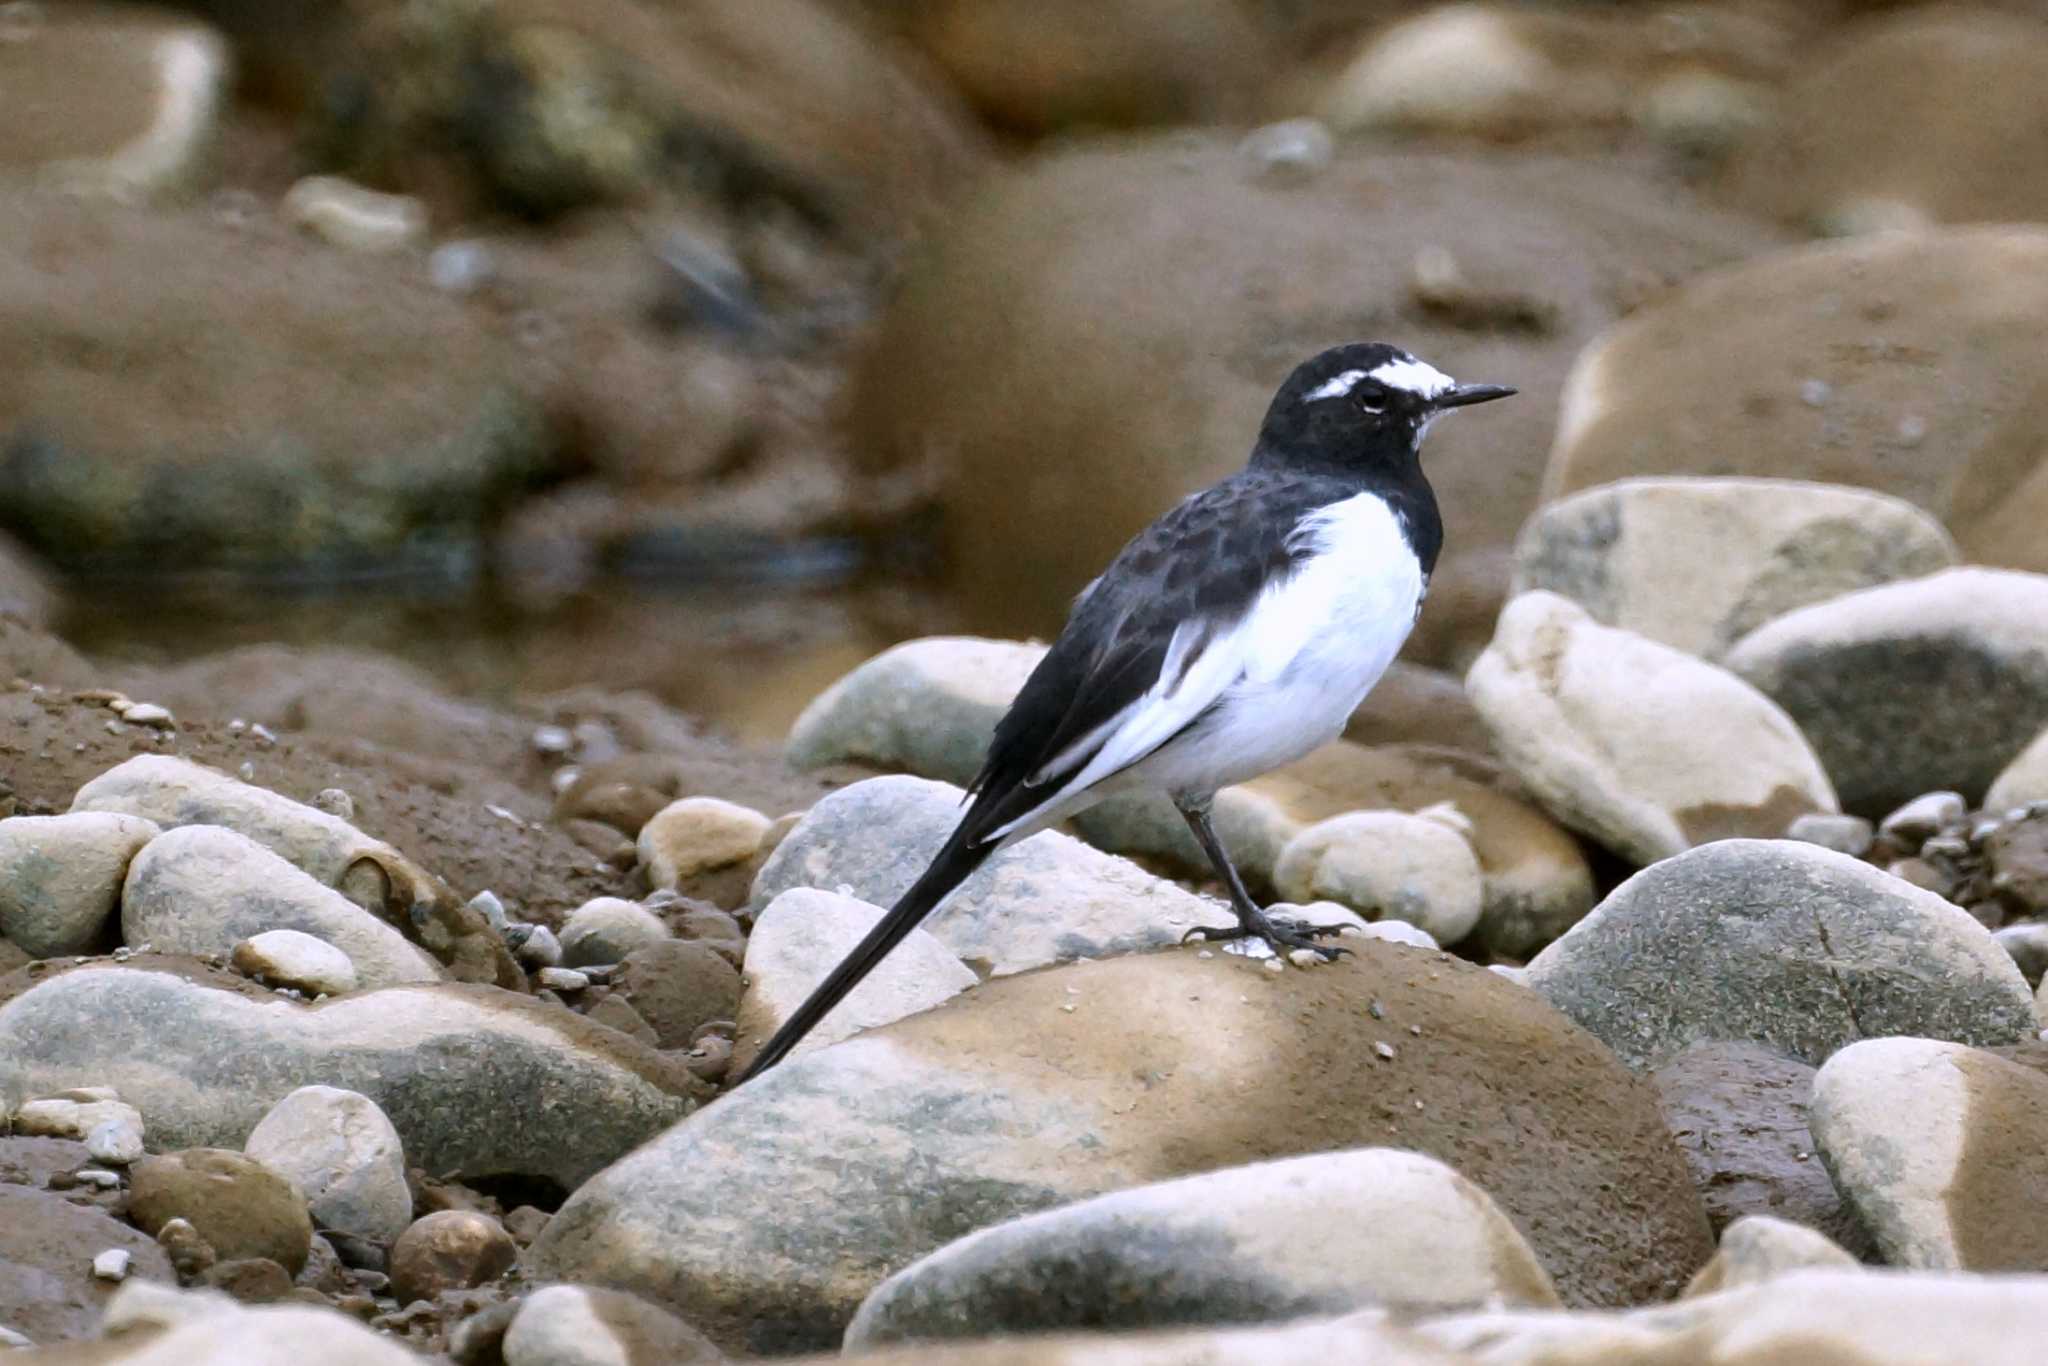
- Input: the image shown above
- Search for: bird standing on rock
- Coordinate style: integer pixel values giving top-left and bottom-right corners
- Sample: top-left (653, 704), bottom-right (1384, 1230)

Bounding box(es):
top-left (738, 342), bottom-right (1514, 1081)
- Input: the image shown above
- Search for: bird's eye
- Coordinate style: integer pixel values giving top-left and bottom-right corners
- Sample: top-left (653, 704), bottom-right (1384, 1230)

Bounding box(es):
top-left (1356, 385), bottom-right (1389, 414)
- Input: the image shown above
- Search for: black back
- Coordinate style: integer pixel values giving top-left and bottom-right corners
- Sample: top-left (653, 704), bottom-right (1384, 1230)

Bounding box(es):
top-left (959, 342), bottom-right (1444, 842)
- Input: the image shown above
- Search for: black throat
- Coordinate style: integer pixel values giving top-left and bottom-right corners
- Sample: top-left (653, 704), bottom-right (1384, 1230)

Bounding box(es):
top-left (1246, 426), bottom-right (1444, 580)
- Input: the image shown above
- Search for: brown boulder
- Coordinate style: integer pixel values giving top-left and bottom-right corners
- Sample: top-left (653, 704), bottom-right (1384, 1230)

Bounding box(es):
top-left (847, 138), bottom-right (1782, 648)
top-left (1540, 227), bottom-right (2048, 574)
top-left (530, 945), bottom-right (1713, 1351)
top-left (128, 1149), bottom-right (314, 1276)
top-left (863, 0), bottom-right (1274, 134)
top-left (1720, 8), bottom-right (2048, 232)
top-left (1652, 1041), bottom-right (1877, 1258)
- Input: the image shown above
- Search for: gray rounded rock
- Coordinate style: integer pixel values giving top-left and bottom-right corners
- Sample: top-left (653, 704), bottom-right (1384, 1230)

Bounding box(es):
top-left (243, 1086), bottom-right (410, 1245)
top-left (735, 888), bottom-right (976, 1073)
top-left (750, 775), bottom-right (1232, 974)
top-left (1725, 568), bottom-right (2048, 814)
top-left (1511, 477), bottom-right (1958, 661)
top-left (844, 1147), bottom-right (1557, 1347)
top-left (558, 897), bottom-right (669, 968)
top-left (123, 826), bottom-right (442, 989)
top-left (230, 929), bottom-right (359, 997)
top-left (503, 1284), bottom-right (724, 1366)
top-left (785, 636), bottom-right (1045, 786)
top-left (1525, 839), bottom-right (2036, 1069)
top-left (0, 966), bottom-right (697, 1189)
top-left (0, 812), bottom-right (159, 956)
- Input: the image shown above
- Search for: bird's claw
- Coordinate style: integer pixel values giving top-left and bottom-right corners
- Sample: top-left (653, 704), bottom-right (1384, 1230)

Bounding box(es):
top-left (1185, 912), bottom-right (1352, 962)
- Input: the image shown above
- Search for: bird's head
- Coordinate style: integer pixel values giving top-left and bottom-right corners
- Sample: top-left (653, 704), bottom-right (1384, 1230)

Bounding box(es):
top-left (1253, 342), bottom-right (1515, 472)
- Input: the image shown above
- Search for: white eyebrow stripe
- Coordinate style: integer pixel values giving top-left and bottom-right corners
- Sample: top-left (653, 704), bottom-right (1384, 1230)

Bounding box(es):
top-left (1368, 357), bottom-right (1455, 398)
top-left (1304, 369), bottom-right (1367, 401)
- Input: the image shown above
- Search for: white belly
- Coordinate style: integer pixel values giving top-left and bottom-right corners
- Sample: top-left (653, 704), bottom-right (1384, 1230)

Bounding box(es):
top-left (1130, 491), bottom-right (1425, 796)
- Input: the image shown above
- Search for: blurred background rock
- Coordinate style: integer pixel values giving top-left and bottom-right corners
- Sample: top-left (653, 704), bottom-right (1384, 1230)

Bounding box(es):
top-left (5, 0), bottom-right (2048, 740)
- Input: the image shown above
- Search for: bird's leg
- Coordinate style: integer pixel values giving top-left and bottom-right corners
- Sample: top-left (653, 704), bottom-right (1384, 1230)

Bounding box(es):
top-left (1173, 797), bottom-right (1350, 961)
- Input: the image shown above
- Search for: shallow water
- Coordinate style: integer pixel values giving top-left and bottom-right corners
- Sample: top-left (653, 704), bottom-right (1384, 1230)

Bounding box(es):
top-left (56, 570), bottom-right (953, 747)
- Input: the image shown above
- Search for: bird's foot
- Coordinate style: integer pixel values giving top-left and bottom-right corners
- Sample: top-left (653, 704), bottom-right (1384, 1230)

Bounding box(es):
top-left (1183, 907), bottom-right (1352, 962)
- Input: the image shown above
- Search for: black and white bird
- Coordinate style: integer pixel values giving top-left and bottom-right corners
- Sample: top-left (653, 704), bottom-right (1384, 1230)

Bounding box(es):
top-left (737, 342), bottom-right (1513, 1082)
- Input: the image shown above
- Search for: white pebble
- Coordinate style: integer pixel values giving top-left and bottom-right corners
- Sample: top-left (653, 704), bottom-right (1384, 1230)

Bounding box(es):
top-left (467, 890), bottom-right (508, 932)
top-left (312, 788), bottom-right (355, 820)
top-left (282, 175), bottom-right (428, 254)
top-left (429, 239), bottom-right (496, 295)
top-left (120, 703), bottom-right (174, 728)
top-left (537, 967), bottom-right (590, 992)
top-left (511, 925), bottom-right (562, 968)
top-left (75, 1168), bottom-right (122, 1189)
top-left (92, 1249), bottom-right (131, 1281)
top-left (530, 725), bottom-right (574, 757)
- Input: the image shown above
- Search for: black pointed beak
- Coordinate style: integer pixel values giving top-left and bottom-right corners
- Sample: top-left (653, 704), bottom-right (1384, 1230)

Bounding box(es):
top-left (1435, 383), bottom-right (1517, 409)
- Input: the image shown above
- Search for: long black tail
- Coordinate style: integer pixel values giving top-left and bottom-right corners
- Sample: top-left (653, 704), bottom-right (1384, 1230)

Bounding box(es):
top-left (734, 828), bottom-right (994, 1083)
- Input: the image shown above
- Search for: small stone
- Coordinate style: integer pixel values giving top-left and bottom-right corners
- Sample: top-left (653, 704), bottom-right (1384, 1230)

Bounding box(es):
top-left (231, 929), bottom-right (360, 996)
top-left (388, 1211), bottom-right (517, 1304)
top-left (298, 1234), bottom-right (348, 1294)
top-left (1786, 812), bottom-right (1875, 858)
top-left (197, 1256), bottom-right (294, 1303)
top-left (282, 175), bottom-right (428, 254)
top-left (0, 1326), bottom-right (31, 1348)
top-left (1353, 917), bottom-right (1440, 953)
top-left (585, 994), bottom-right (658, 1046)
top-left (1995, 923), bottom-right (2048, 984)
top-left (672, 904), bottom-right (745, 967)
top-left (244, 1086), bottom-right (411, 1246)
top-left (1375, 1041), bottom-right (1397, 1060)
top-left (502, 1205), bottom-right (550, 1246)
top-left (637, 797), bottom-right (771, 891)
top-left (511, 924), bottom-right (562, 968)
top-left (537, 967), bottom-right (590, 992)
top-left (467, 890), bottom-right (507, 932)
top-left (1880, 792), bottom-right (1968, 850)
top-left (17, 1094), bottom-right (146, 1166)
top-left (156, 1217), bottom-right (217, 1278)
top-left (92, 1247), bottom-right (132, 1280)
top-left (1273, 813), bottom-right (1482, 945)
top-left (123, 826), bottom-right (441, 990)
top-left (311, 788), bottom-right (355, 821)
top-left (87, 1114), bottom-right (145, 1165)
top-left (558, 897), bottom-right (668, 967)
top-left (129, 1149), bottom-right (314, 1275)
top-left (501, 1283), bottom-right (725, 1365)
top-left (1238, 117), bottom-right (1334, 182)
top-left (1684, 1214), bottom-right (1860, 1297)
top-left (75, 1168), bottom-right (122, 1189)
top-left (121, 702), bottom-right (174, 727)
top-left (430, 240), bottom-right (496, 296)
top-left (616, 938), bottom-right (743, 1050)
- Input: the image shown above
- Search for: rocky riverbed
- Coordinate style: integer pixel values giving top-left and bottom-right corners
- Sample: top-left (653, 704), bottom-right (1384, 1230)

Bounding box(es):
top-left (12, 0), bottom-right (2048, 1362)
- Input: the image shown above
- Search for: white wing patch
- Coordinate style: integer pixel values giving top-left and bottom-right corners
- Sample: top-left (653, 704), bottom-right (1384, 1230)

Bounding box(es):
top-left (1303, 369), bottom-right (1367, 402)
top-left (1368, 356), bottom-right (1455, 399)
